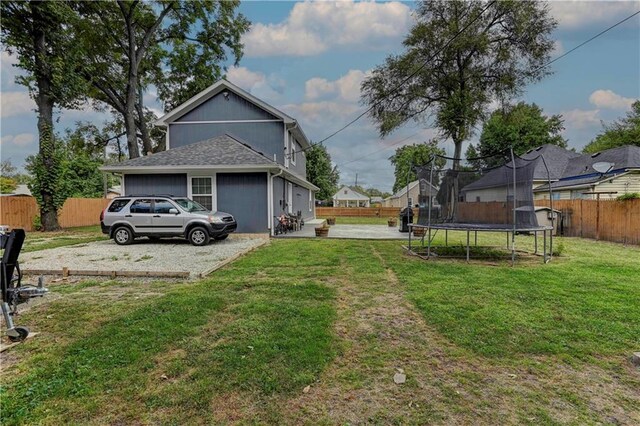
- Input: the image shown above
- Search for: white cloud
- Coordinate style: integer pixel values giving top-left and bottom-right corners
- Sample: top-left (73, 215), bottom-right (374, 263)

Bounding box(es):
top-left (305, 69), bottom-right (371, 102)
top-left (0, 133), bottom-right (35, 147)
top-left (589, 89), bottom-right (636, 110)
top-left (225, 66), bottom-right (285, 103)
top-left (549, 0), bottom-right (640, 29)
top-left (561, 108), bottom-right (601, 129)
top-left (0, 91), bottom-right (35, 118)
top-left (243, 0), bottom-right (412, 57)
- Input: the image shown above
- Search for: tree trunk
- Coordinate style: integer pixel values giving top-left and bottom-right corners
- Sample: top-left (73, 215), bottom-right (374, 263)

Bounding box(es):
top-left (137, 85), bottom-right (153, 155)
top-left (452, 137), bottom-right (463, 171)
top-left (32, 1), bottom-right (60, 231)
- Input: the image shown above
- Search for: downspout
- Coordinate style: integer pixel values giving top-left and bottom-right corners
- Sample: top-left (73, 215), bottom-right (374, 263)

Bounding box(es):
top-left (269, 167), bottom-right (284, 236)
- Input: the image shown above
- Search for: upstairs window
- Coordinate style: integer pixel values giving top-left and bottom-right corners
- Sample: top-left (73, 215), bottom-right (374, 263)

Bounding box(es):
top-left (290, 137), bottom-right (297, 165)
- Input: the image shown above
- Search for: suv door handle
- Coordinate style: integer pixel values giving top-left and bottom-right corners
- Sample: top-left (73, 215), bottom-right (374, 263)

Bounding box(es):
top-left (125, 214), bottom-right (132, 217)
top-left (153, 215), bottom-right (161, 218)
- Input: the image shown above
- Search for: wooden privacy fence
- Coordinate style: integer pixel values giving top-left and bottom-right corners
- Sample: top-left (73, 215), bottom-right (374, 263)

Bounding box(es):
top-left (0, 197), bottom-right (109, 231)
top-left (537, 199), bottom-right (640, 245)
top-left (317, 207), bottom-right (418, 218)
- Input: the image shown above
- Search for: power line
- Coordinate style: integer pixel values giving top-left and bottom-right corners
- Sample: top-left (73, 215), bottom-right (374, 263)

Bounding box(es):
top-left (289, 5), bottom-right (640, 161)
top-left (335, 132), bottom-right (421, 168)
top-left (287, 0), bottom-right (497, 159)
top-left (532, 9), bottom-right (640, 74)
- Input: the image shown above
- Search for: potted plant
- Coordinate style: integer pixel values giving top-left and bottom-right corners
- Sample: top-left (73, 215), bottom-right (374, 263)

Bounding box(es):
top-left (412, 226), bottom-right (426, 237)
top-left (326, 217), bottom-right (336, 226)
top-left (315, 223), bottom-right (330, 237)
top-left (388, 217), bottom-right (397, 227)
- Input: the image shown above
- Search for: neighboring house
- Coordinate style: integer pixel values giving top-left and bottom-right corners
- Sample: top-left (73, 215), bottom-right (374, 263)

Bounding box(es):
top-left (106, 185), bottom-right (121, 199)
top-left (533, 145), bottom-right (640, 200)
top-left (332, 186), bottom-right (370, 207)
top-left (461, 144), bottom-right (582, 202)
top-left (0, 184), bottom-right (32, 197)
top-left (370, 196), bottom-right (384, 206)
top-left (384, 180), bottom-right (438, 208)
top-left (102, 79), bottom-right (318, 234)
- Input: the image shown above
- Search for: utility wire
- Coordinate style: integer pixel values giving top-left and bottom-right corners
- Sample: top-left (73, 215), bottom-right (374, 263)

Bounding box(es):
top-left (335, 132), bottom-right (421, 168)
top-left (286, 0), bottom-right (497, 159)
top-left (288, 5), bottom-right (640, 162)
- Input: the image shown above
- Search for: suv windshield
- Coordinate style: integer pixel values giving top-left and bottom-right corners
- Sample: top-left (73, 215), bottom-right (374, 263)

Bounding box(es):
top-left (174, 198), bottom-right (209, 213)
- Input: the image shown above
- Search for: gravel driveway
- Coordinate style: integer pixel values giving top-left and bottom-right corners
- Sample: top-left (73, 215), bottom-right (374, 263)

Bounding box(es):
top-left (20, 236), bottom-right (267, 279)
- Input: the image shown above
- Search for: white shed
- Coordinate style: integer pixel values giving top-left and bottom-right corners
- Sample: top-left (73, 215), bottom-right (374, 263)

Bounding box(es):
top-left (332, 186), bottom-right (370, 207)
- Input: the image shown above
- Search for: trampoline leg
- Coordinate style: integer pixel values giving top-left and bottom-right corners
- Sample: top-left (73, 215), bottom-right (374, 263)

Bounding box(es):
top-left (445, 229), bottom-right (448, 246)
top-left (408, 226), bottom-right (412, 252)
top-left (506, 232), bottom-right (509, 249)
top-left (474, 231), bottom-right (478, 247)
top-left (543, 229), bottom-right (547, 263)
top-left (466, 231), bottom-right (470, 262)
top-left (427, 227), bottom-right (431, 257)
top-left (534, 231), bottom-right (538, 254)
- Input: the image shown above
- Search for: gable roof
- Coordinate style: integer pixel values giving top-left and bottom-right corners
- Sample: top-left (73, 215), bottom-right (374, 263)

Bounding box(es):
top-left (534, 145), bottom-right (640, 192)
top-left (154, 79), bottom-right (311, 149)
top-left (461, 144), bottom-right (582, 192)
top-left (333, 185), bottom-right (370, 200)
top-left (388, 179), bottom-right (439, 199)
top-left (101, 133), bottom-right (277, 170)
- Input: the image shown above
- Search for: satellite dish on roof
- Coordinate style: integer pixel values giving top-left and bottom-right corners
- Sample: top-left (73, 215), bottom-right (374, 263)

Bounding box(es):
top-left (592, 162), bottom-right (614, 173)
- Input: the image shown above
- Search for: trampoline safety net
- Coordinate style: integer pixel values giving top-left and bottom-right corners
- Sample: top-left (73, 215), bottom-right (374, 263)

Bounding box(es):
top-left (415, 151), bottom-right (552, 231)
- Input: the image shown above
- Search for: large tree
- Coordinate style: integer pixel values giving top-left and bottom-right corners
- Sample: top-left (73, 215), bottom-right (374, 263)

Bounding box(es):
top-left (306, 144), bottom-right (340, 201)
top-left (389, 141), bottom-right (446, 193)
top-left (583, 100), bottom-right (640, 153)
top-left (74, 0), bottom-right (250, 158)
top-left (1, 1), bottom-right (87, 230)
top-left (361, 0), bottom-right (557, 169)
top-left (467, 102), bottom-right (567, 168)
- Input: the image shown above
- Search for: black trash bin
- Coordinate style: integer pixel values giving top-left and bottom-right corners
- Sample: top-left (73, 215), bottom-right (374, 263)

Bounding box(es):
top-left (399, 207), bottom-right (413, 232)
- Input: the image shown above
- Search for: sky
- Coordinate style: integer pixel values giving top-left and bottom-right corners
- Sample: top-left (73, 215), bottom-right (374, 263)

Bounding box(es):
top-left (1, 0), bottom-right (639, 193)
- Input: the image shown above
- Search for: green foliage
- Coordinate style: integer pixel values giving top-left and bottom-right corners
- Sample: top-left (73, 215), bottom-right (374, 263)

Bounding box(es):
top-left (552, 239), bottom-right (565, 257)
top-left (583, 100), bottom-right (640, 153)
top-left (26, 127), bottom-right (106, 211)
top-left (32, 215), bottom-right (42, 232)
top-left (468, 102), bottom-right (567, 168)
top-left (1, 160), bottom-right (31, 184)
top-left (361, 0), bottom-right (557, 165)
top-left (389, 141), bottom-right (446, 193)
top-left (616, 192), bottom-right (640, 201)
top-left (73, 0), bottom-right (250, 157)
top-left (306, 144), bottom-right (340, 201)
top-left (26, 122), bottom-right (66, 214)
top-left (0, 176), bottom-right (18, 194)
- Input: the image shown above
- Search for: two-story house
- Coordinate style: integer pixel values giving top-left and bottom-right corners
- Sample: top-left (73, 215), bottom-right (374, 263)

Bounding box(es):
top-left (102, 79), bottom-right (318, 234)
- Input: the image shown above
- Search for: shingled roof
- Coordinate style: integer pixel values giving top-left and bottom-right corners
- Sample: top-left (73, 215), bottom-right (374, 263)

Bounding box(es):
top-left (461, 144), bottom-right (582, 192)
top-left (102, 134), bottom-right (277, 170)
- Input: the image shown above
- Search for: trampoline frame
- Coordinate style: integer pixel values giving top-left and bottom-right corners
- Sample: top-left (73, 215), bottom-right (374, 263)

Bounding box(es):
top-left (405, 147), bottom-right (556, 265)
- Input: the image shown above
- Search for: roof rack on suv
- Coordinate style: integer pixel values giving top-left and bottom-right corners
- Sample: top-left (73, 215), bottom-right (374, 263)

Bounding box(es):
top-left (121, 194), bottom-right (176, 197)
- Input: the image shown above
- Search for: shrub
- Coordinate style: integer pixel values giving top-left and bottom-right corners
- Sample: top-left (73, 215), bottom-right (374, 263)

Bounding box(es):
top-left (32, 215), bottom-right (43, 231)
top-left (552, 239), bottom-right (565, 257)
top-left (616, 192), bottom-right (640, 201)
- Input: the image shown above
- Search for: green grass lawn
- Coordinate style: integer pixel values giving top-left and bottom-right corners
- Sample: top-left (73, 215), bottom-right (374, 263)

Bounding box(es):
top-left (1, 236), bottom-right (639, 424)
top-left (22, 225), bottom-right (107, 253)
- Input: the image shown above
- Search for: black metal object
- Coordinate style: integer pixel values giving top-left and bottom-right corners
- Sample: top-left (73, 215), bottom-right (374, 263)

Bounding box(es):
top-left (1, 229), bottom-right (48, 342)
top-left (399, 207), bottom-right (413, 233)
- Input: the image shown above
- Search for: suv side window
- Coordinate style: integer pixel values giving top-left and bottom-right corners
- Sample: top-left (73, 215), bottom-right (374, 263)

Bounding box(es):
top-left (108, 199), bottom-right (130, 213)
top-left (153, 199), bottom-right (175, 214)
top-left (130, 199), bottom-right (152, 214)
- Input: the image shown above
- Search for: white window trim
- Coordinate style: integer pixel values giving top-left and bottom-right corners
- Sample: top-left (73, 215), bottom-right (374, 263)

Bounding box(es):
top-left (284, 125), bottom-right (289, 169)
top-left (290, 137), bottom-right (296, 166)
top-left (188, 174), bottom-right (217, 211)
top-left (287, 182), bottom-right (293, 214)
top-left (308, 190), bottom-right (312, 212)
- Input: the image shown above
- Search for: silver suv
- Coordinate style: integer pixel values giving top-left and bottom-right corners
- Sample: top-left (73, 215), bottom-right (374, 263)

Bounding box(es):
top-left (100, 196), bottom-right (237, 246)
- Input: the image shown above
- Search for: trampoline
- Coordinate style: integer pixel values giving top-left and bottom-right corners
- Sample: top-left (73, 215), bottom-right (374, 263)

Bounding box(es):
top-left (406, 148), bottom-right (555, 264)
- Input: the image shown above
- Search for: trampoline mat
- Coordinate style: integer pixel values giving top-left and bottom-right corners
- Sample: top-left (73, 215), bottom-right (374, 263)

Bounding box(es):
top-left (412, 223), bottom-right (552, 232)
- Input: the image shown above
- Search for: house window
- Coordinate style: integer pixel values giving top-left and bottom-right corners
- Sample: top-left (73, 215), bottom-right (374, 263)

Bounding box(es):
top-left (290, 137), bottom-right (296, 165)
top-left (191, 177), bottom-right (213, 211)
top-left (551, 193), bottom-right (561, 200)
top-left (408, 197), bottom-right (413, 207)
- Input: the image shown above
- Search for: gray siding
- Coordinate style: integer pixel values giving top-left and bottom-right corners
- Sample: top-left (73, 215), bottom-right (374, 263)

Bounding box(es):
top-left (291, 184), bottom-right (314, 219)
top-left (124, 174), bottom-right (187, 196)
top-left (217, 172), bottom-right (268, 233)
top-left (176, 91), bottom-right (278, 122)
top-left (290, 139), bottom-right (307, 177)
top-left (170, 122), bottom-right (285, 163)
top-left (273, 176), bottom-right (286, 217)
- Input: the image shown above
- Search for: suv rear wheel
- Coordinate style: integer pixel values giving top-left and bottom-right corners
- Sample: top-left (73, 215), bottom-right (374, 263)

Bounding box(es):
top-left (188, 226), bottom-right (210, 246)
top-left (113, 226), bottom-right (134, 245)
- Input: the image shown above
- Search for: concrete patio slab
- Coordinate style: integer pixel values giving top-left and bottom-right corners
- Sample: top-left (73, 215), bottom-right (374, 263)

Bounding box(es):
top-left (277, 224), bottom-right (411, 240)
